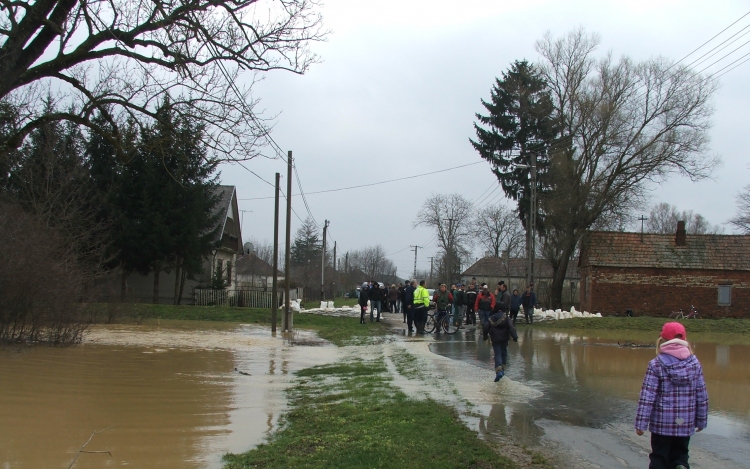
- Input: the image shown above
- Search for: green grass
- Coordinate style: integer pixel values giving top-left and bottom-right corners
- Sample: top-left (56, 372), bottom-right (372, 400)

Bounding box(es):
top-left (527, 316), bottom-right (750, 334)
top-left (108, 303), bottom-right (388, 346)
top-left (222, 357), bottom-right (517, 469)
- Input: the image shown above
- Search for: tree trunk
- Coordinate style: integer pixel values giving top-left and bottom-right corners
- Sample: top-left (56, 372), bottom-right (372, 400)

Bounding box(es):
top-left (548, 242), bottom-right (576, 309)
top-left (153, 264), bottom-right (160, 304)
top-left (173, 260), bottom-right (181, 305)
top-left (121, 270), bottom-right (128, 302)
top-left (177, 267), bottom-right (188, 305)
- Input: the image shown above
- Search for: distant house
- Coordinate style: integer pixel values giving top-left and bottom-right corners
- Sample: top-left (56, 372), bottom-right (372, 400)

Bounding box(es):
top-left (578, 221), bottom-right (750, 318)
top-left (235, 253), bottom-right (283, 289)
top-left (461, 257), bottom-right (579, 309)
top-left (123, 185), bottom-right (243, 304)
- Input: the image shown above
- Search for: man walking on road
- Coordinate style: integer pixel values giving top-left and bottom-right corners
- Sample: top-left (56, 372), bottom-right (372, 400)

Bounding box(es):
top-left (413, 280), bottom-right (430, 334)
top-left (475, 284), bottom-right (495, 327)
top-left (483, 302), bottom-right (518, 381)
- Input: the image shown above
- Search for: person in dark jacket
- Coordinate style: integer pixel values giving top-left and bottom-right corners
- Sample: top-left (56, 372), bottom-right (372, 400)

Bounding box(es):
top-left (474, 284), bottom-right (495, 327)
top-left (368, 282), bottom-right (383, 322)
top-left (453, 284), bottom-right (466, 327)
top-left (465, 284), bottom-right (478, 326)
top-left (433, 284), bottom-right (453, 334)
top-left (403, 280), bottom-right (416, 332)
top-left (432, 283), bottom-right (453, 334)
top-left (521, 284), bottom-right (537, 324)
top-left (357, 282), bottom-right (369, 324)
top-left (388, 284), bottom-right (399, 314)
top-left (496, 282), bottom-right (511, 312)
top-left (482, 303), bottom-right (518, 381)
top-left (509, 289), bottom-right (522, 324)
top-left (397, 283), bottom-right (405, 316)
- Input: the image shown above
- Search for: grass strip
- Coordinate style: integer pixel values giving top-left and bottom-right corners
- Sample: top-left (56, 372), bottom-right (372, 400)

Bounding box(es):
top-left (525, 317), bottom-right (750, 334)
top-left (222, 357), bottom-right (517, 469)
top-left (107, 303), bottom-right (389, 346)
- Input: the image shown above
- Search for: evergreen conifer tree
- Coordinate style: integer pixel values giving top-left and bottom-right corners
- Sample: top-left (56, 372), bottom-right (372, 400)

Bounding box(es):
top-left (471, 60), bottom-right (559, 230)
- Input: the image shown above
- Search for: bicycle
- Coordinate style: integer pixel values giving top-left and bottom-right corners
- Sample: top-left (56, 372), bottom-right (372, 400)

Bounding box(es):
top-left (669, 305), bottom-right (699, 320)
top-left (685, 305), bottom-right (700, 319)
top-left (669, 309), bottom-right (685, 319)
top-left (440, 309), bottom-right (462, 334)
top-left (424, 310), bottom-right (437, 333)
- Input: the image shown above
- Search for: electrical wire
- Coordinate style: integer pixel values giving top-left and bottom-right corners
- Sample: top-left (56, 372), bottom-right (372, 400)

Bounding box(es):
top-left (238, 161), bottom-right (484, 200)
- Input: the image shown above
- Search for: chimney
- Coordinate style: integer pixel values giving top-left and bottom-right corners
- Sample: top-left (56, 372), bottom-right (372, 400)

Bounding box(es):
top-left (675, 220), bottom-right (687, 246)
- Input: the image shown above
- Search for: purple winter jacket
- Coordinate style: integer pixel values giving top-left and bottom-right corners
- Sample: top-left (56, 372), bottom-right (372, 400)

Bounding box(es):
top-left (634, 353), bottom-right (708, 437)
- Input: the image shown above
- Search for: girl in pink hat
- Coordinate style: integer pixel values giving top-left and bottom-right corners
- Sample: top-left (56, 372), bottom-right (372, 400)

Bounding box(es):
top-left (634, 322), bottom-right (708, 469)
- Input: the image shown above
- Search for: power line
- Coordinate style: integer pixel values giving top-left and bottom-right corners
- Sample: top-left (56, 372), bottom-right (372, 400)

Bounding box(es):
top-left (238, 161), bottom-right (484, 200)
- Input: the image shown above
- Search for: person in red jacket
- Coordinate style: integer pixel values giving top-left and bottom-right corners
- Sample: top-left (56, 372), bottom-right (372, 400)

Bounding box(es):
top-left (474, 284), bottom-right (496, 327)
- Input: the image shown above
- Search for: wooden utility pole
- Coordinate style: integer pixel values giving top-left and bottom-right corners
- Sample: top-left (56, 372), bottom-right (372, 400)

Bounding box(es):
top-left (283, 151), bottom-right (293, 332)
top-left (410, 245), bottom-right (421, 279)
top-left (430, 257), bottom-right (435, 286)
top-left (272, 172), bottom-right (280, 333)
top-left (320, 219), bottom-right (329, 301)
top-left (333, 241), bottom-right (337, 298)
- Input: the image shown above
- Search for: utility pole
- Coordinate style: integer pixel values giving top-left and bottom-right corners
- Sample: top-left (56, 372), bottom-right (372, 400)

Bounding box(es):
top-left (333, 241), bottom-right (337, 298)
top-left (283, 151), bottom-right (293, 332)
top-left (344, 251), bottom-right (349, 293)
top-left (320, 219), bottom-right (329, 301)
top-left (530, 153), bottom-right (537, 286)
top-left (410, 245), bottom-right (421, 280)
top-left (447, 218), bottom-right (454, 284)
top-left (638, 215), bottom-right (648, 242)
top-left (271, 172), bottom-right (280, 333)
top-left (429, 256), bottom-right (435, 285)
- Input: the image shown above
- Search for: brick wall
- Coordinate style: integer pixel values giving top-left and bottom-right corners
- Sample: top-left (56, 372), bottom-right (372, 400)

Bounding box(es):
top-left (579, 266), bottom-right (750, 318)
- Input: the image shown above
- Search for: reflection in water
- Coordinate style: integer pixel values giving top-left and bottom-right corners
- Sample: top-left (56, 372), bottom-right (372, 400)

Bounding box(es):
top-left (431, 327), bottom-right (750, 446)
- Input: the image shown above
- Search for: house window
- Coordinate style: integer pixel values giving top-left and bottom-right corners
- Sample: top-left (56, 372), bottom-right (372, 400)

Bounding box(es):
top-left (226, 262), bottom-right (232, 286)
top-left (718, 285), bottom-right (731, 306)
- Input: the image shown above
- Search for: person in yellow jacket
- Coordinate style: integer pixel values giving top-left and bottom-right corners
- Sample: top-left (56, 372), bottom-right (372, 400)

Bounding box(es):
top-left (413, 280), bottom-right (431, 334)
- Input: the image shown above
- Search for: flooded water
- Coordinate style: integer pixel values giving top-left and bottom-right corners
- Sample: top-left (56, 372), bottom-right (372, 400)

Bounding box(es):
top-left (0, 321), bottom-right (339, 469)
top-left (430, 326), bottom-right (750, 468)
top-left (3, 318), bottom-right (749, 469)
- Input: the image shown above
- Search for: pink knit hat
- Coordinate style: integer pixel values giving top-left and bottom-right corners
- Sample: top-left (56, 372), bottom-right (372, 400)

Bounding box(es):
top-left (661, 322), bottom-right (687, 341)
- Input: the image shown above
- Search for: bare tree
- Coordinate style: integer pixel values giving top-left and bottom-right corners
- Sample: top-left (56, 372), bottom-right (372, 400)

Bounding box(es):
top-left (645, 203), bottom-right (722, 234)
top-left (413, 193), bottom-right (474, 283)
top-left (348, 245), bottom-right (395, 281)
top-left (535, 28), bottom-right (718, 308)
top-left (730, 185), bottom-right (750, 234)
top-left (0, 0), bottom-right (325, 156)
top-left (245, 237), bottom-right (275, 265)
top-left (475, 203), bottom-right (526, 258)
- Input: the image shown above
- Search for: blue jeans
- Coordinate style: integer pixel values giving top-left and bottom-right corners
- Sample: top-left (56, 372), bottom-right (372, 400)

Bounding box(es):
top-left (492, 341), bottom-right (508, 370)
top-left (370, 300), bottom-right (381, 321)
top-left (478, 309), bottom-right (491, 327)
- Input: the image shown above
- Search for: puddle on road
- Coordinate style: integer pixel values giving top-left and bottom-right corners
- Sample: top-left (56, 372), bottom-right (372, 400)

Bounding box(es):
top-left (427, 326), bottom-right (750, 468)
top-left (0, 321), bottom-right (340, 469)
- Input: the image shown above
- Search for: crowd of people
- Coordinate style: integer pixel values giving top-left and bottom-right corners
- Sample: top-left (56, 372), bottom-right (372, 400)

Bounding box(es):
top-left (356, 277), bottom-right (538, 381)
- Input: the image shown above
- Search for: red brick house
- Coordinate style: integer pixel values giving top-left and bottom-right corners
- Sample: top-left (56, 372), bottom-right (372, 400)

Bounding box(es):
top-left (579, 222), bottom-right (750, 318)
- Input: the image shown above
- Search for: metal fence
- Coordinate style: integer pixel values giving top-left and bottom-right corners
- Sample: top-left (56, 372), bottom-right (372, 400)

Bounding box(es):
top-left (194, 288), bottom-right (302, 307)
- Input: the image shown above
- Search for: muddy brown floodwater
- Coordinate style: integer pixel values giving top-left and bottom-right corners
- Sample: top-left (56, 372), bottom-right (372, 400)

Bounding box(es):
top-left (0, 321), bottom-right (340, 469)
top-left (2, 319), bottom-right (749, 469)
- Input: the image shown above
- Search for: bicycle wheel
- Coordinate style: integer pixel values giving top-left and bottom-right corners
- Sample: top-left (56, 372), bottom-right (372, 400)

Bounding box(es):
top-left (424, 313), bottom-right (436, 333)
top-left (443, 313), bottom-right (460, 334)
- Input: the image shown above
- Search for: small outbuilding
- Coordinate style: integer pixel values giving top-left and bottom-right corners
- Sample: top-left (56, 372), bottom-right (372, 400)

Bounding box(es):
top-left (578, 222), bottom-right (750, 318)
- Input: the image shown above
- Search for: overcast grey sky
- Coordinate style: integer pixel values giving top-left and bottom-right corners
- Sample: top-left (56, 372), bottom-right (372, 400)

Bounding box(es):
top-left (219, 0), bottom-right (750, 279)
